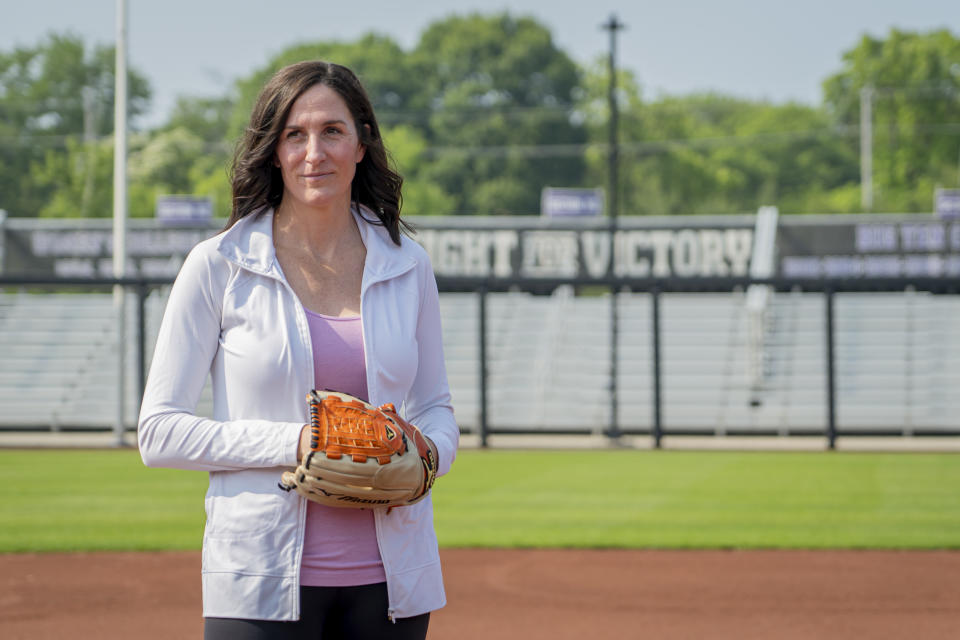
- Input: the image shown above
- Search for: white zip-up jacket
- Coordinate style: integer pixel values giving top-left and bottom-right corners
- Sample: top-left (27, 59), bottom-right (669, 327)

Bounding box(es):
top-left (138, 206), bottom-right (459, 621)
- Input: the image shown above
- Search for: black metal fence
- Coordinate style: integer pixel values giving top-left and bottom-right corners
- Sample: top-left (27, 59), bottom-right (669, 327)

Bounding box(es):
top-left (2, 274), bottom-right (958, 448)
top-left (437, 275), bottom-right (959, 449)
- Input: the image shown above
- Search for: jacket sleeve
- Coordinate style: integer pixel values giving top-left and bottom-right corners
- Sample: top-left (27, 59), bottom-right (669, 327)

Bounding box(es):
top-left (404, 255), bottom-right (459, 477)
top-left (137, 243), bottom-right (303, 472)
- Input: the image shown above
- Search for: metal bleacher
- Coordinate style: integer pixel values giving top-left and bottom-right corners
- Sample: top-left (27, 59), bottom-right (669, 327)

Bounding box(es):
top-left (445, 287), bottom-right (960, 435)
top-left (0, 291), bottom-right (125, 428)
top-left (831, 292), bottom-right (960, 432)
top-left (1, 287), bottom-right (958, 435)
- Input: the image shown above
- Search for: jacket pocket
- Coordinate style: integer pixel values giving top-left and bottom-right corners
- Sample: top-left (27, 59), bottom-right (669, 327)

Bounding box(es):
top-left (205, 469), bottom-right (286, 537)
top-left (380, 499), bottom-right (440, 573)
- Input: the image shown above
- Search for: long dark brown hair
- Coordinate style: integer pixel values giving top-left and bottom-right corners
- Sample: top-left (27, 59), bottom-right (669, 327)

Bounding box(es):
top-left (226, 61), bottom-right (410, 245)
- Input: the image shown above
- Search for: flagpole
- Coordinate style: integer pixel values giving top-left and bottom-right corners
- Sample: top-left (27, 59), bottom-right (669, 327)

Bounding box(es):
top-left (112, 0), bottom-right (128, 446)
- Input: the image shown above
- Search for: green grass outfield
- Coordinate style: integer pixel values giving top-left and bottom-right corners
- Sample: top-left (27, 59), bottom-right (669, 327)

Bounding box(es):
top-left (0, 448), bottom-right (957, 553)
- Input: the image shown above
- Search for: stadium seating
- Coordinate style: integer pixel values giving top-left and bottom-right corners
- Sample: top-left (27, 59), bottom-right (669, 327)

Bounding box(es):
top-left (1, 287), bottom-right (957, 435)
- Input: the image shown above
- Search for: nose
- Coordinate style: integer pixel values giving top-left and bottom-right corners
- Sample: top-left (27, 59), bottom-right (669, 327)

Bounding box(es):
top-left (305, 134), bottom-right (326, 164)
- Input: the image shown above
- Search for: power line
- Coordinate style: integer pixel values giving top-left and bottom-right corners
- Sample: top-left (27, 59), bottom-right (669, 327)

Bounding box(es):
top-left (420, 126), bottom-right (863, 159)
top-left (5, 122), bottom-right (960, 157)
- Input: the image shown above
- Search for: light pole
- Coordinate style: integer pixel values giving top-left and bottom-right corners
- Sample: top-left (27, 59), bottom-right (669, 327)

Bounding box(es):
top-left (603, 14), bottom-right (625, 240)
top-left (113, 0), bottom-right (128, 446)
top-left (602, 14), bottom-right (625, 440)
top-left (860, 85), bottom-right (873, 212)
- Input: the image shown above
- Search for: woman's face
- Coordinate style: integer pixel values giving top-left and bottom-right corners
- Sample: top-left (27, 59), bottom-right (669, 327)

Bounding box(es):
top-left (274, 83), bottom-right (366, 213)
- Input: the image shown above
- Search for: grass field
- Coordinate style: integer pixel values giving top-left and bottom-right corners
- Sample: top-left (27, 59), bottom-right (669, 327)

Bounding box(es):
top-left (0, 448), bottom-right (957, 553)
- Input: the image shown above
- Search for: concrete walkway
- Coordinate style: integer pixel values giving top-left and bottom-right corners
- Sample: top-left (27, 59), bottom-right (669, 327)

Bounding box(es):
top-left (3, 430), bottom-right (959, 452)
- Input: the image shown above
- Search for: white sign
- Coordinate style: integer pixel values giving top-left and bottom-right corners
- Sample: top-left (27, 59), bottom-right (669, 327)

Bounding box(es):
top-left (416, 227), bottom-right (754, 279)
top-left (25, 228), bottom-right (214, 279)
top-left (156, 195), bottom-right (213, 225)
top-left (935, 189), bottom-right (960, 220)
top-left (541, 187), bottom-right (604, 217)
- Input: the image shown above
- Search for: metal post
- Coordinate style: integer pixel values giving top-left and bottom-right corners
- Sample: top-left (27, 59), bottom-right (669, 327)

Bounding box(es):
top-left (825, 288), bottom-right (837, 450)
top-left (478, 287), bottom-right (489, 448)
top-left (860, 86), bottom-right (873, 212)
top-left (112, 0), bottom-right (129, 447)
top-left (112, 287), bottom-right (127, 445)
top-left (0, 209), bottom-right (7, 271)
top-left (602, 14), bottom-right (625, 441)
top-left (137, 281), bottom-right (147, 417)
top-left (608, 285), bottom-right (620, 439)
top-left (651, 287), bottom-right (663, 448)
top-left (602, 13), bottom-right (625, 227)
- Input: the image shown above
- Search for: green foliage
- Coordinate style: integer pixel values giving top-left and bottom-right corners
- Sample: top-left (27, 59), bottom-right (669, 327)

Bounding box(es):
top-left (0, 33), bottom-right (150, 217)
top-left (227, 34), bottom-right (419, 142)
top-left (580, 56), bottom-right (862, 215)
top-left (0, 33), bottom-right (150, 137)
top-left (2, 23), bottom-right (958, 219)
top-left (159, 96), bottom-right (235, 218)
top-left (382, 125), bottom-right (455, 216)
top-left (32, 136), bottom-right (115, 218)
top-left (824, 28), bottom-right (960, 210)
top-left (410, 12), bottom-right (587, 214)
top-left (164, 95), bottom-right (233, 142)
top-left (222, 13), bottom-right (587, 216)
top-left (127, 127), bottom-right (229, 218)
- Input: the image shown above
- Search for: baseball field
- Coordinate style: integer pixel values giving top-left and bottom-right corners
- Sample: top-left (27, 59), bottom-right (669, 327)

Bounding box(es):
top-left (1, 447), bottom-right (959, 638)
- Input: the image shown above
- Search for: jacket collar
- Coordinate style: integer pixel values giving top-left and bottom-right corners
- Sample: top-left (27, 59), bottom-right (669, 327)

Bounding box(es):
top-left (217, 205), bottom-right (415, 284)
top-left (216, 208), bottom-right (279, 277)
top-left (352, 205), bottom-right (416, 287)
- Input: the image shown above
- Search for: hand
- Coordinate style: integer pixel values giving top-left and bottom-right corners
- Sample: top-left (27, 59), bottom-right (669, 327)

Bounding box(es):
top-left (280, 391), bottom-right (440, 508)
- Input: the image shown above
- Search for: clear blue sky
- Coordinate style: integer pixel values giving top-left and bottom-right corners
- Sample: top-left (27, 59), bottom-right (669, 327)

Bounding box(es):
top-left (3, 0), bottom-right (957, 128)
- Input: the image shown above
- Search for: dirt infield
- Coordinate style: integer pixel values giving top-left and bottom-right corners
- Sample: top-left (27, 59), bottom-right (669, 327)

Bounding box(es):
top-left (2, 549), bottom-right (959, 639)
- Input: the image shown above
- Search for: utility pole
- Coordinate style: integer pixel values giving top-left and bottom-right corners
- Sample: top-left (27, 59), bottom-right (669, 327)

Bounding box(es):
top-left (113, 0), bottom-right (128, 446)
top-left (81, 87), bottom-right (97, 217)
top-left (860, 85), bottom-right (873, 212)
top-left (602, 14), bottom-right (625, 440)
top-left (603, 14), bottom-right (625, 239)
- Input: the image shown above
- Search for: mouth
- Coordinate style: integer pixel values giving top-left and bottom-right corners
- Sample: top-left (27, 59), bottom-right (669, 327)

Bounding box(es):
top-left (302, 172), bottom-right (332, 179)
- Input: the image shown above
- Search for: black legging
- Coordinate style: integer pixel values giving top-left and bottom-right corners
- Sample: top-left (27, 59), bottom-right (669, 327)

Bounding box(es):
top-left (203, 583), bottom-right (430, 640)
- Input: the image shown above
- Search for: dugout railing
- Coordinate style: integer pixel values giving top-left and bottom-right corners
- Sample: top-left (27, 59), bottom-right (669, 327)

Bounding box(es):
top-left (1, 274), bottom-right (958, 449)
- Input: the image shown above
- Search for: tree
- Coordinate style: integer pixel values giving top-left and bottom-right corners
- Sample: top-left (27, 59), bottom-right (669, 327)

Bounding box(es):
top-left (163, 95), bottom-right (233, 144)
top-left (127, 127), bottom-right (227, 218)
top-left (227, 34), bottom-right (420, 142)
top-left (578, 57), bottom-right (860, 215)
top-left (32, 136), bottom-right (114, 218)
top-left (223, 17), bottom-right (587, 215)
top-left (0, 33), bottom-right (150, 217)
top-left (155, 96), bottom-right (235, 218)
top-left (824, 28), bottom-right (960, 211)
top-left (381, 124), bottom-right (455, 216)
top-left (409, 12), bottom-right (588, 214)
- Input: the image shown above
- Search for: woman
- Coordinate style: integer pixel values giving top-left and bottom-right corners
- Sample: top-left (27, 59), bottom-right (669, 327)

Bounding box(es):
top-left (138, 60), bottom-right (459, 639)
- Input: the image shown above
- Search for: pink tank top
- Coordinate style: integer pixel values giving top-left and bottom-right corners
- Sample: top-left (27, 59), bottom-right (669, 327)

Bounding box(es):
top-left (300, 307), bottom-right (386, 587)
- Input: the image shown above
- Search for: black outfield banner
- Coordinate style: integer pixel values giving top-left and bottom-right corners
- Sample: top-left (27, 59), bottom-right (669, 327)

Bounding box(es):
top-left (778, 217), bottom-right (960, 279)
top-left (0, 219), bottom-right (214, 279)
top-left (0, 215), bottom-right (756, 281)
top-left (2, 212), bottom-right (957, 282)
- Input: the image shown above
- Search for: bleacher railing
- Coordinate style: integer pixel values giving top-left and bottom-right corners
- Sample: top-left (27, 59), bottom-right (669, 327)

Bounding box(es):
top-left (1, 274), bottom-right (958, 449)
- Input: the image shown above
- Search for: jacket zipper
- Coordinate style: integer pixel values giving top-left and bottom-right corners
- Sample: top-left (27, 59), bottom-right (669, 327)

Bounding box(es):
top-left (278, 272), bottom-right (314, 622)
top-left (374, 507), bottom-right (398, 623)
top-left (267, 221), bottom-right (413, 623)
